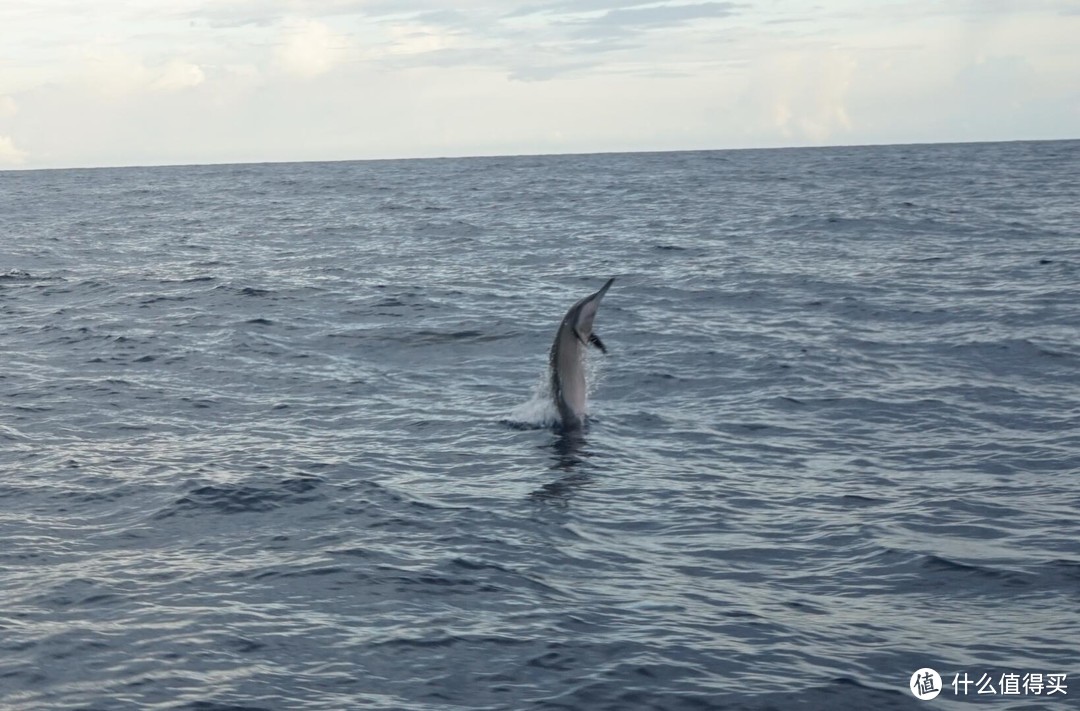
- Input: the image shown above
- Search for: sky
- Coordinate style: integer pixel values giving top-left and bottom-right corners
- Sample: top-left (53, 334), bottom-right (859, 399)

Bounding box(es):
top-left (0, 0), bottom-right (1078, 169)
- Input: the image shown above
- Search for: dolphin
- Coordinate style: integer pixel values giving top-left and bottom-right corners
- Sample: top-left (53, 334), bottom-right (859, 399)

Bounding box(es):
top-left (549, 277), bottom-right (614, 430)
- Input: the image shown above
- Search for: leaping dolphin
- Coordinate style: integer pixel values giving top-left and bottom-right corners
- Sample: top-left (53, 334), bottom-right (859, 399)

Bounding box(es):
top-left (549, 277), bottom-right (614, 430)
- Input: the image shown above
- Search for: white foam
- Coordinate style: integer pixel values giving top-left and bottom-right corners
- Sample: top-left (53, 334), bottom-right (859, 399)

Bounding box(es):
top-left (584, 349), bottom-right (606, 397)
top-left (505, 370), bottom-right (559, 429)
top-left (505, 351), bottom-right (607, 429)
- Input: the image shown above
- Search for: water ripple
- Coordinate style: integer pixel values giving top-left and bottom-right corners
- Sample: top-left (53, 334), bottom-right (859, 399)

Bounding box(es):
top-left (2, 141), bottom-right (1079, 710)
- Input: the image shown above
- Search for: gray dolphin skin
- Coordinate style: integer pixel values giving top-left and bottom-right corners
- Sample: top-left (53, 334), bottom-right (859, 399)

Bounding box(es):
top-left (549, 277), bottom-right (615, 430)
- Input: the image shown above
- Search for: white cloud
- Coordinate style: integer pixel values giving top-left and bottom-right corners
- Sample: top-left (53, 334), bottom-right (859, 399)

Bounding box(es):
top-left (0, 96), bottom-right (18, 119)
top-left (765, 50), bottom-right (857, 143)
top-left (153, 61), bottom-right (206, 91)
top-left (0, 135), bottom-right (28, 165)
top-left (83, 47), bottom-right (152, 97)
top-left (1, 0), bottom-right (1078, 168)
top-left (82, 47), bottom-right (206, 97)
top-left (276, 19), bottom-right (350, 77)
top-left (385, 22), bottom-right (456, 57)
top-left (739, 48), bottom-right (859, 144)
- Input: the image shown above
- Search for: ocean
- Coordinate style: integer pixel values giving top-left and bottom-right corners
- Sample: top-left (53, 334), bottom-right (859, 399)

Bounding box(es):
top-left (1, 140), bottom-right (1078, 710)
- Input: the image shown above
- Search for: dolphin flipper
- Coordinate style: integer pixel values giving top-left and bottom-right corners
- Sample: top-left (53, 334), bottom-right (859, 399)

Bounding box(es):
top-left (588, 333), bottom-right (607, 354)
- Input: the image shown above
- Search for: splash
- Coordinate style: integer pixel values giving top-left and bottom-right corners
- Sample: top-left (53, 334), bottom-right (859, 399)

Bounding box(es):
top-left (504, 370), bottom-right (559, 429)
top-left (584, 349), bottom-right (606, 398)
top-left (504, 353), bottom-right (607, 430)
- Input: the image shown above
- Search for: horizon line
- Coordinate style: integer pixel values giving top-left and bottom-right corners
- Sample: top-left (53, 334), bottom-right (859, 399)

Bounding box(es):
top-left (2, 136), bottom-right (1076, 175)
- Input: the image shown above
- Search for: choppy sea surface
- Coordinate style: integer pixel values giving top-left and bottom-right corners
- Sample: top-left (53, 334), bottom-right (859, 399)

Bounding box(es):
top-left (2, 140), bottom-right (1079, 710)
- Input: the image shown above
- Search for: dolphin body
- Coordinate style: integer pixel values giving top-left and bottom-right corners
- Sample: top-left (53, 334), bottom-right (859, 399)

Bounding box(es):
top-left (548, 277), bottom-right (614, 430)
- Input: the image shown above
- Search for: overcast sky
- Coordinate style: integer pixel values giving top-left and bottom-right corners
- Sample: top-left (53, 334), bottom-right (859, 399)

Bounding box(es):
top-left (1, 0), bottom-right (1077, 169)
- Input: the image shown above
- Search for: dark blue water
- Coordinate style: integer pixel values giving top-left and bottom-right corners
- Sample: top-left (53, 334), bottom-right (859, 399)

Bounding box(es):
top-left (2, 141), bottom-right (1078, 710)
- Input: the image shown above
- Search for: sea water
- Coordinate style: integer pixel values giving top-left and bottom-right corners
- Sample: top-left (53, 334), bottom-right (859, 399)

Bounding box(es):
top-left (1, 141), bottom-right (1078, 710)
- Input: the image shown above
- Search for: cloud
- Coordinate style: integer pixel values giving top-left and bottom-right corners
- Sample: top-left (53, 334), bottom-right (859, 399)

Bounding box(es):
top-left (509, 61), bottom-right (596, 82)
top-left (276, 19), bottom-right (350, 77)
top-left (82, 48), bottom-right (151, 97)
top-left (508, 0), bottom-right (716, 18)
top-left (153, 61), bottom-right (206, 91)
top-left (188, 0), bottom-right (370, 28)
top-left (505, 0), bottom-right (741, 38)
top-left (384, 21), bottom-right (457, 56)
top-left (366, 1), bottom-right (740, 81)
top-left (751, 49), bottom-right (857, 143)
top-left (0, 135), bottom-right (28, 165)
top-left (2, 0), bottom-right (1078, 169)
top-left (587, 1), bottom-right (741, 29)
top-left (0, 96), bottom-right (18, 119)
top-left (82, 47), bottom-right (206, 97)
